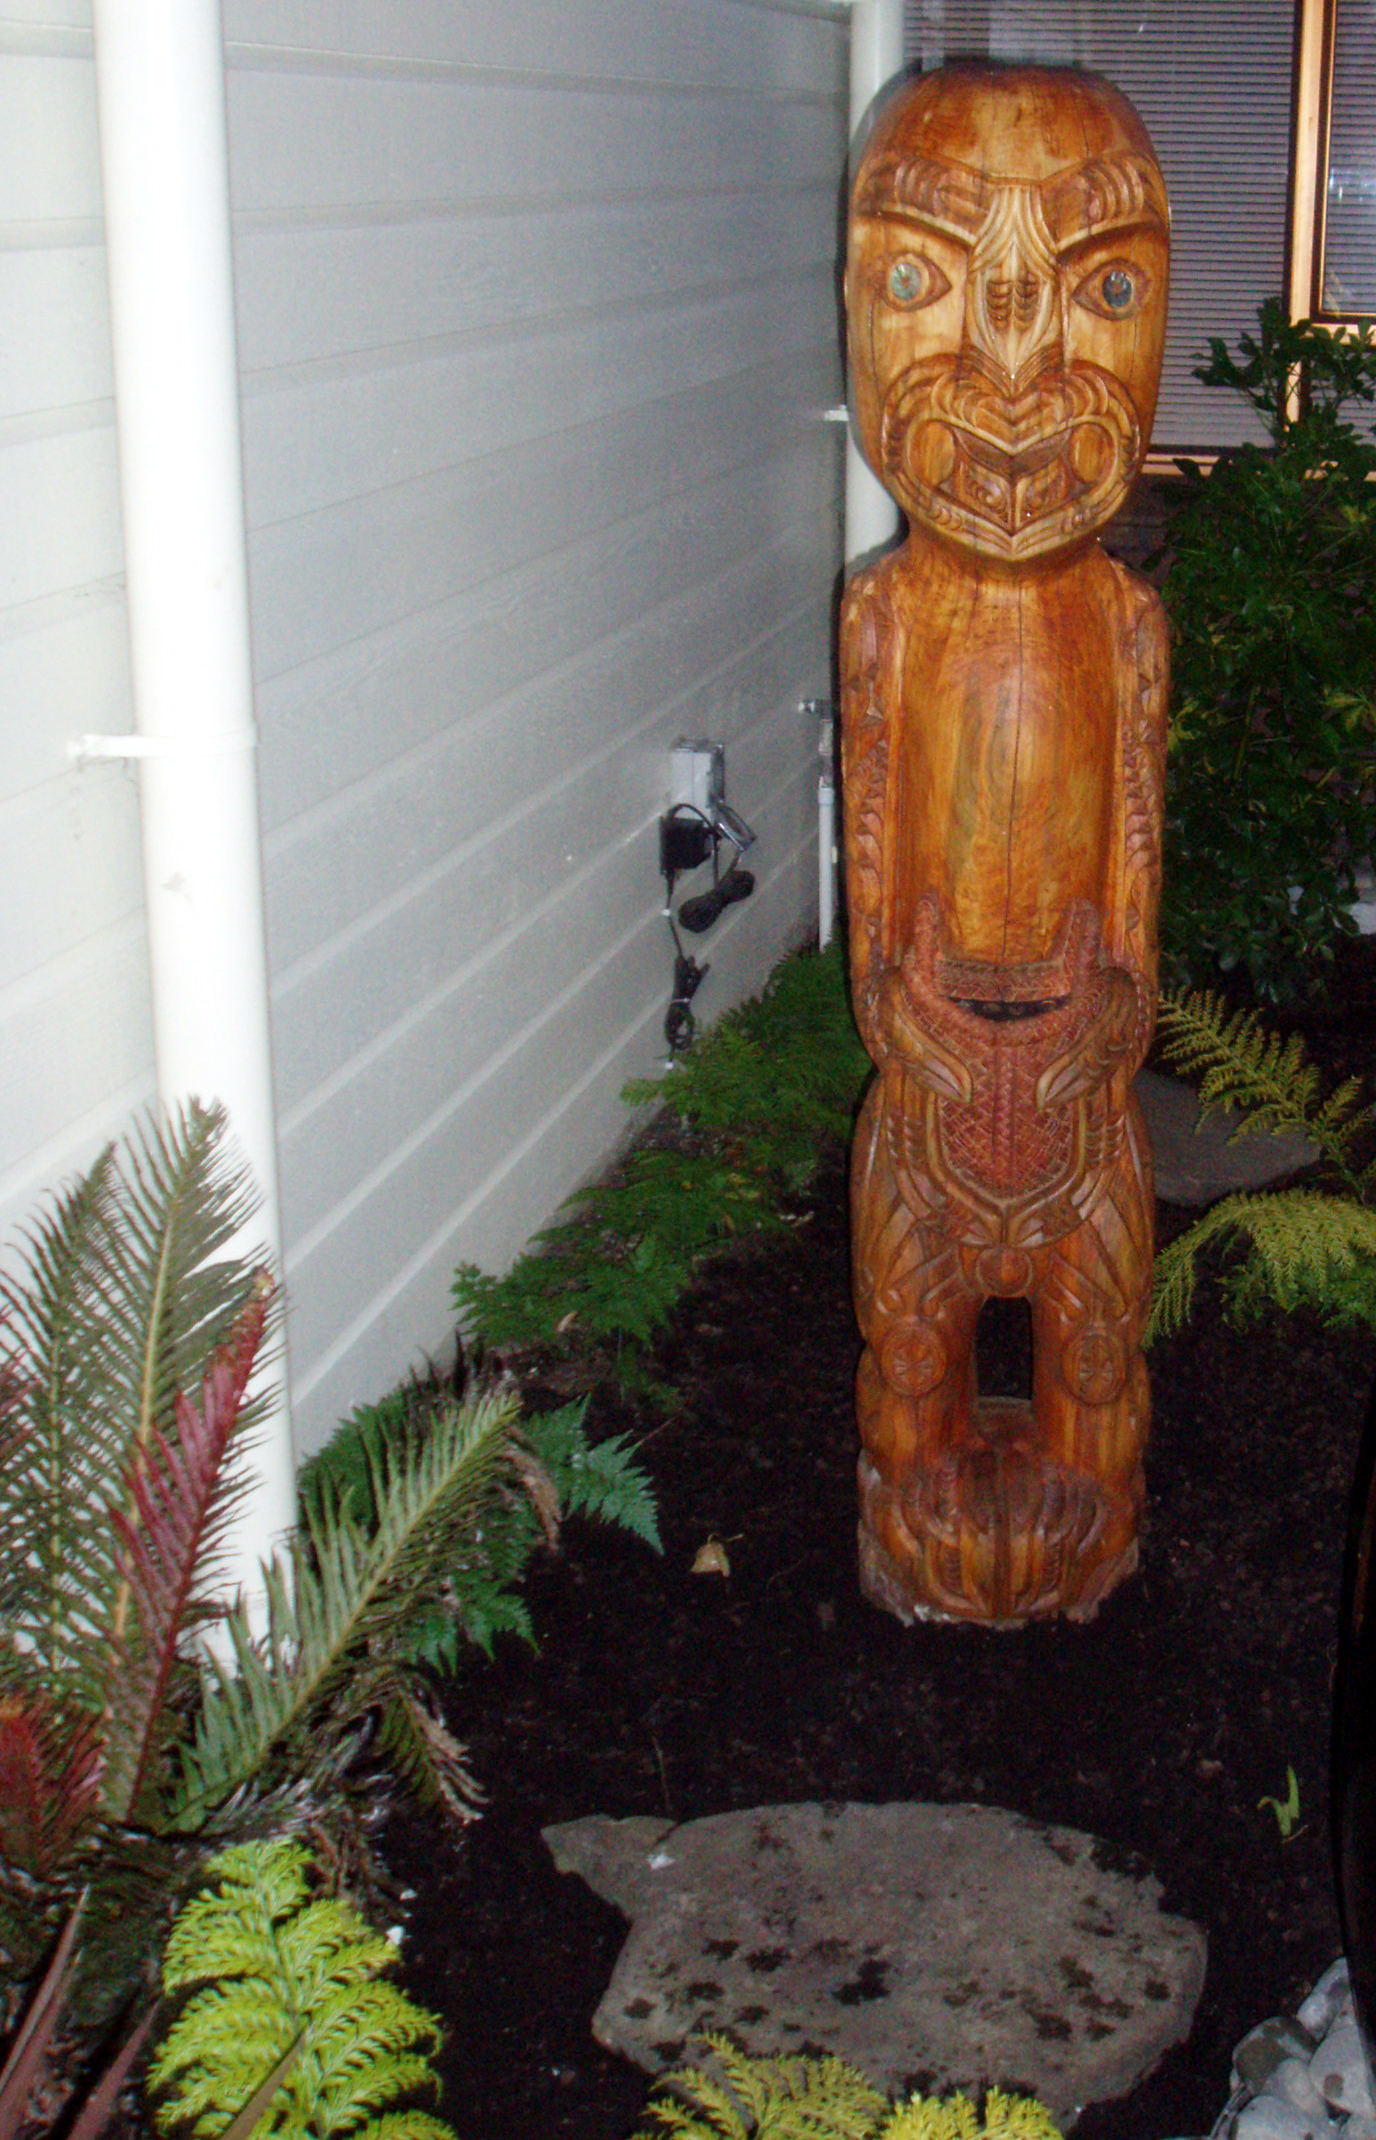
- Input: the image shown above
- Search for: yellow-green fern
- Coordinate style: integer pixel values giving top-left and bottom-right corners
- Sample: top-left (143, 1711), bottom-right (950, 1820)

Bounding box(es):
top-left (149, 1839), bottom-right (455, 2140)
top-left (1147, 991), bottom-right (1376, 1341)
top-left (635, 2035), bottom-right (1057, 2140)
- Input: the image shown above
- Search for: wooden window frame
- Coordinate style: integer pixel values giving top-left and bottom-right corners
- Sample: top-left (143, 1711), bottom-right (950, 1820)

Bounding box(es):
top-left (1287, 0), bottom-right (1374, 327)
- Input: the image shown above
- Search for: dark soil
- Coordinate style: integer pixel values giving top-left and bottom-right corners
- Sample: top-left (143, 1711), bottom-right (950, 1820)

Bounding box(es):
top-left (386, 940), bottom-right (1376, 2140)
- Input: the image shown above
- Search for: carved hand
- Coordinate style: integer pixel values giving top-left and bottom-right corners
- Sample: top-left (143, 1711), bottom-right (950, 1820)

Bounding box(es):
top-left (875, 966), bottom-right (976, 1102)
top-left (1034, 964), bottom-right (1141, 1109)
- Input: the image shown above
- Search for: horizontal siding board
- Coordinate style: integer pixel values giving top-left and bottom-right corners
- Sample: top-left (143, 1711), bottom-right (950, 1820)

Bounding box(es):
top-left (225, 1), bottom-right (846, 101)
top-left (264, 517), bottom-right (835, 978)
top-left (228, 71), bottom-right (844, 214)
top-left (0, 246), bottom-right (112, 417)
top-left (279, 830), bottom-right (658, 1247)
top-left (267, 580), bottom-right (832, 1111)
top-left (282, 905), bottom-right (669, 1372)
top-left (0, 918), bottom-right (153, 1229)
top-left (241, 265), bottom-right (836, 527)
top-left (0, 423), bottom-right (123, 609)
top-left (232, 184), bottom-right (835, 371)
top-left (0, 761), bottom-right (146, 992)
top-left (0, 52), bottom-right (102, 224)
top-left (287, 1009), bottom-right (660, 1450)
top-left (0, 589), bottom-right (131, 797)
top-left (253, 423), bottom-right (838, 812)
top-left (0, 33), bottom-right (155, 1311)
top-left (247, 346), bottom-right (835, 673)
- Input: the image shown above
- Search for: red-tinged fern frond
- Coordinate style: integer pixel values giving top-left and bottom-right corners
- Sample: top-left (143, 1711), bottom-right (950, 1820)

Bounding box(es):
top-left (0, 1685), bottom-right (104, 1880)
top-left (99, 1280), bottom-right (273, 1831)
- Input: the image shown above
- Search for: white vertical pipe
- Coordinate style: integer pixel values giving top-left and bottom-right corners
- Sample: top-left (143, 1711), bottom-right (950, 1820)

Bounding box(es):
top-left (845, 0), bottom-right (905, 563)
top-left (92, 0), bottom-right (295, 1598)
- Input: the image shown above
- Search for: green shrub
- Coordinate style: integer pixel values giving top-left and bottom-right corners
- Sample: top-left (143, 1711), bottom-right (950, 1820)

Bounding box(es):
top-left (1160, 299), bottom-right (1376, 1001)
top-left (453, 940), bottom-right (870, 1399)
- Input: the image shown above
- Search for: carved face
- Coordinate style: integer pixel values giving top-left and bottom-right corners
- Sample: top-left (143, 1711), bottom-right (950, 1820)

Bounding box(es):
top-left (847, 67), bottom-right (1169, 562)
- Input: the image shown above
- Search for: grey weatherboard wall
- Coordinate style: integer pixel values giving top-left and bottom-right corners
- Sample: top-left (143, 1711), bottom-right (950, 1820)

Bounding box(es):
top-left (0, 0), bottom-right (848, 1457)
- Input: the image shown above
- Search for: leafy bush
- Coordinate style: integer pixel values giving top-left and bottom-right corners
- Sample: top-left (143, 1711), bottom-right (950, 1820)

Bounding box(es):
top-left (298, 1388), bottom-right (659, 1669)
top-left (1160, 299), bottom-right (1376, 1001)
top-left (150, 1837), bottom-right (455, 2140)
top-left (1147, 989), bottom-right (1376, 1339)
top-left (453, 940), bottom-right (870, 1397)
top-left (635, 2035), bottom-right (1059, 2140)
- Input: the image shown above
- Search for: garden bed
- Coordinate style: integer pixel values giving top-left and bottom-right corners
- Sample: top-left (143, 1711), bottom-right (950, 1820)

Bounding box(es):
top-left (384, 939), bottom-right (1376, 2140)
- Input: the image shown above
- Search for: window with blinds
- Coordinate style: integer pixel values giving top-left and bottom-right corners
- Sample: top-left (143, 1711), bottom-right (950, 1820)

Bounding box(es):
top-left (901, 0), bottom-right (1298, 452)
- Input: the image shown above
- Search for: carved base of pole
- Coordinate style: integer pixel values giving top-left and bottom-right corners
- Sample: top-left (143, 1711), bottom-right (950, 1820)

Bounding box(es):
top-left (857, 1420), bottom-right (1141, 1628)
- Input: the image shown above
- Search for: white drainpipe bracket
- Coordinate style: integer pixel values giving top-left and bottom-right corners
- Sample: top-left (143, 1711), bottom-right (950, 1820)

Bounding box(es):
top-left (69, 729), bottom-right (259, 766)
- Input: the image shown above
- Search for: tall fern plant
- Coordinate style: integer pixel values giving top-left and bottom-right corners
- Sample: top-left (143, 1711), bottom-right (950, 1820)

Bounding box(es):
top-left (1146, 992), bottom-right (1376, 1339)
top-left (0, 1103), bottom-right (582, 2066)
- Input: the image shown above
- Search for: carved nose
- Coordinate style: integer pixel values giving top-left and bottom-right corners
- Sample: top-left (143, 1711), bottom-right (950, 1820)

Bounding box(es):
top-left (966, 263), bottom-right (1062, 394)
top-left (984, 275), bottom-right (1043, 332)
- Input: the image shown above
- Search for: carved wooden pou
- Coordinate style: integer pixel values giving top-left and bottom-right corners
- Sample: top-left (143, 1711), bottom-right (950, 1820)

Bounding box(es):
top-left (841, 67), bottom-right (1170, 1626)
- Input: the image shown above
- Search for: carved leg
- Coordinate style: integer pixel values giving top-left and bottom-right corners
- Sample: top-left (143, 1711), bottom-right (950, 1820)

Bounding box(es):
top-left (1028, 1095), bottom-right (1154, 1620)
top-left (850, 1085), bottom-right (981, 1622)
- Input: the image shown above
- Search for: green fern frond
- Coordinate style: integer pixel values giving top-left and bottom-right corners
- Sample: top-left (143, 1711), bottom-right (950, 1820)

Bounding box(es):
top-left (0, 1143), bottom-right (126, 1697)
top-left (638, 2041), bottom-right (1059, 2140)
top-left (172, 1389), bottom-right (522, 1826)
top-left (523, 1403), bottom-right (661, 1550)
top-left (1149, 1190), bottom-right (1376, 1340)
top-left (151, 1838), bottom-right (456, 2140)
top-left (0, 1104), bottom-right (268, 1715)
top-left (641, 2035), bottom-right (885, 2140)
top-left (881, 2088), bottom-right (1058, 2140)
top-left (1155, 991), bottom-right (1371, 1185)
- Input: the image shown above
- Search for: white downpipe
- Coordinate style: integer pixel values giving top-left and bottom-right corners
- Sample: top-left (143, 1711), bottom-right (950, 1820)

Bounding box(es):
top-left (91, 0), bottom-right (295, 1603)
top-left (844, 0), bottom-right (904, 564)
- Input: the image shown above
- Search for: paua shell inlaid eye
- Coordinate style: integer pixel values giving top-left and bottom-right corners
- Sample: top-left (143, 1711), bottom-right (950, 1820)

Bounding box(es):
top-left (885, 254), bottom-right (951, 308)
top-left (1073, 259), bottom-right (1149, 320)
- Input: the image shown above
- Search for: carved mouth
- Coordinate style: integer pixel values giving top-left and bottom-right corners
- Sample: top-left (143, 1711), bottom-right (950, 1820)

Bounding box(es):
top-left (880, 359), bottom-right (1141, 556)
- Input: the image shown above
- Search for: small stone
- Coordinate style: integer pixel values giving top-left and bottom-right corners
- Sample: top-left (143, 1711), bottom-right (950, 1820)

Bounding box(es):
top-left (1233, 2095), bottom-right (1338, 2140)
top-left (1267, 2057), bottom-right (1329, 2118)
top-left (1236, 2021), bottom-right (1322, 2093)
top-left (1300, 1964), bottom-right (1354, 2041)
top-left (1311, 2022), bottom-right (1375, 2117)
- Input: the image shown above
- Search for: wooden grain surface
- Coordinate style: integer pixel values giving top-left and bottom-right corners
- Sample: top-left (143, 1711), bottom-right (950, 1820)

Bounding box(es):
top-left (842, 65), bottom-right (1171, 1626)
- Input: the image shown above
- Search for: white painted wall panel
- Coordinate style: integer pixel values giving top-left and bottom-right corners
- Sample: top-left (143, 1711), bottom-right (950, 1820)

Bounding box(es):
top-left (0, 32), bottom-right (156, 1259)
top-left (225, 0), bottom-right (848, 1453)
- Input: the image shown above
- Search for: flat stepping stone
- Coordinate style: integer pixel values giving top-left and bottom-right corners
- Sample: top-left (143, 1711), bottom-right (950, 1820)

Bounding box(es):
top-left (543, 1801), bottom-right (1206, 2126)
top-left (1136, 1070), bottom-right (1318, 1207)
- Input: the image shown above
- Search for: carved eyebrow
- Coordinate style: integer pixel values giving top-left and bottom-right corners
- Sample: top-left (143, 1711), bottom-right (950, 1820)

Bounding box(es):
top-left (854, 151), bottom-right (991, 242)
top-left (856, 148), bottom-right (1166, 252)
top-left (1042, 154), bottom-right (1168, 245)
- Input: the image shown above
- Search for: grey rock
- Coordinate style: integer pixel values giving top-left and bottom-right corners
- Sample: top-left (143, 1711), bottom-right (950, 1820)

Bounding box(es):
top-left (543, 1800), bottom-right (1206, 2125)
top-left (1299, 1963), bottom-right (1354, 2041)
top-left (1267, 2057), bottom-right (1330, 2118)
top-left (1236, 2022), bottom-right (1322, 2094)
top-left (1135, 1071), bottom-right (1318, 1208)
top-left (1311, 2023), bottom-right (1375, 2117)
top-left (1233, 2097), bottom-right (1339, 2140)
top-left (1340, 2116), bottom-right (1376, 2140)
